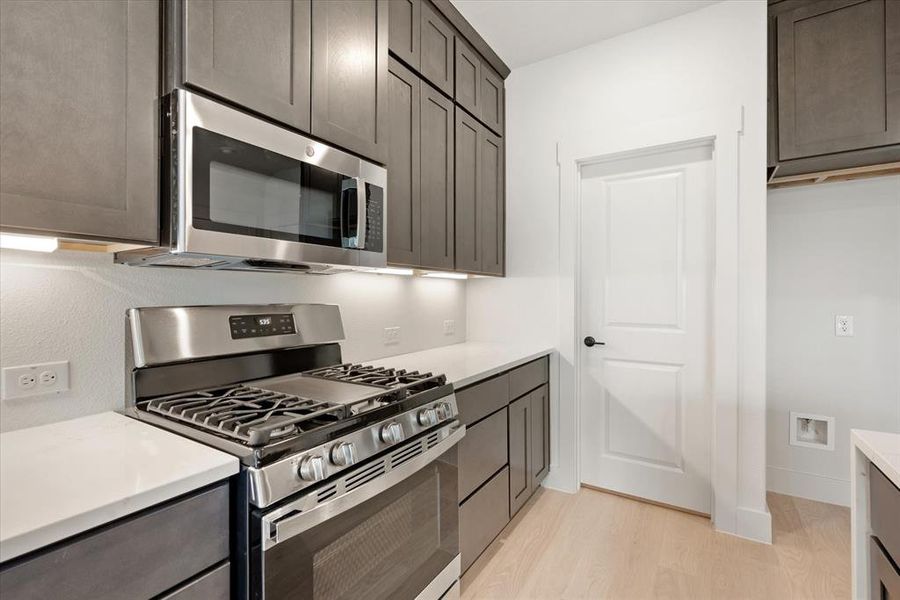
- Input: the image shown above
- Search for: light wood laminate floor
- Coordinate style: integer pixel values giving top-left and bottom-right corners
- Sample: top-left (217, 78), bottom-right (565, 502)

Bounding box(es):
top-left (461, 487), bottom-right (849, 599)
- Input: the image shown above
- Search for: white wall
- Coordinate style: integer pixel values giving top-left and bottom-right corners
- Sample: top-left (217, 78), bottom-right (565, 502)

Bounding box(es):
top-left (0, 249), bottom-right (466, 432)
top-left (467, 0), bottom-right (770, 541)
top-left (767, 176), bottom-right (900, 506)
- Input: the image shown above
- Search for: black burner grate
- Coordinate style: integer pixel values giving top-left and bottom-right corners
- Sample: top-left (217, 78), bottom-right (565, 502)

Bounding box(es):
top-left (304, 363), bottom-right (446, 393)
top-left (143, 385), bottom-right (346, 446)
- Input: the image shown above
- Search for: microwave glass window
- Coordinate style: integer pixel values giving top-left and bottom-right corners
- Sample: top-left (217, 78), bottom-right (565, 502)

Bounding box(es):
top-left (209, 161), bottom-right (302, 235)
top-left (191, 128), bottom-right (355, 248)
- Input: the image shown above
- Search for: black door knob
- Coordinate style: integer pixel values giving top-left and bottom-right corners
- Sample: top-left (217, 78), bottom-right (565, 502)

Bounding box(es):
top-left (584, 336), bottom-right (605, 347)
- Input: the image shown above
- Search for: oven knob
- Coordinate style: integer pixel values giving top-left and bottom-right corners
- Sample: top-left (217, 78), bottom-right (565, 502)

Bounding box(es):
top-left (380, 422), bottom-right (405, 445)
top-left (435, 402), bottom-right (453, 421)
top-left (298, 455), bottom-right (327, 482)
top-left (417, 408), bottom-right (438, 427)
top-left (329, 442), bottom-right (357, 467)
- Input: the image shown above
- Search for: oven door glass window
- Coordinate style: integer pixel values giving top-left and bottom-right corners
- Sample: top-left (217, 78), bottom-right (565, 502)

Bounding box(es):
top-left (256, 449), bottom-right (458, 600)
top-left (191, 127), bottom-right (358, 247)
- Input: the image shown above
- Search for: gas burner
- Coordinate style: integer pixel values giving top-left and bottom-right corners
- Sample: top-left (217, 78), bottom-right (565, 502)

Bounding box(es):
top-left (143, 385), bottom-right (346, 446)
top-left (304, 363), bottom-right (446, 392)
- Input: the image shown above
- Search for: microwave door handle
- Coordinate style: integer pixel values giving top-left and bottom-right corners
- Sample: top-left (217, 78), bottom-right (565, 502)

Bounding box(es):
top-left (355, 177), bottom-right (366, 250)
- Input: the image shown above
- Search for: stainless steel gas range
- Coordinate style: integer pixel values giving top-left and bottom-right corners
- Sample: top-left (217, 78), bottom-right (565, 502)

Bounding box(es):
top-left (125, 304), bottom-right (464, 600)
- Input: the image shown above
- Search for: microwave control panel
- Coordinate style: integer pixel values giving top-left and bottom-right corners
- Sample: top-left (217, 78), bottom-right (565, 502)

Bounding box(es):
top-left (229, 313), bottom-right (296, 339)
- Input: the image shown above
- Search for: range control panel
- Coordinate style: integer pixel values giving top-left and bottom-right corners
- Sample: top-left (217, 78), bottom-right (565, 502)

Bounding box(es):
top-left (229, 313), bottom-right (296, 339)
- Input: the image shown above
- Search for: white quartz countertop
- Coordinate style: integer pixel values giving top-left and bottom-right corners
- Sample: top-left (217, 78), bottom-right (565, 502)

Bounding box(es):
top-left (0, 412), bottom-right (238, 563)
top-left (851, 429), bottom-right (900, 487)
top-left (369, 342), bottom-right (554, 389)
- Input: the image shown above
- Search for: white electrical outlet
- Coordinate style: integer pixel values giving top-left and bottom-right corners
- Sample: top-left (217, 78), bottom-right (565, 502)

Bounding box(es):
top-left (443, 319), bottom-right (455, 335)
top-left (383, 327), bottom-right (400, 345)
top-left (2, 361), bottom-right (69, 399)
top-left (835, 315), bottom-right (854, 337)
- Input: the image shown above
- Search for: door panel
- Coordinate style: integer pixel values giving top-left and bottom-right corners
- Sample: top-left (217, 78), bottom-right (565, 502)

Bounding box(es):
top-left (480, 66), bottom-right (504, 135)
top-left (508, 394), bottom-right (531, 517)
top-left (0, 0), bottom-right (159, 243)
top-left (420, 0), bottom-right (454, 98)
top-left (388, 0), bottom-right (419, 69)
top-left (480, 128), bottom-right (504, 275)
top-left (419, 82), bottom-right (455, 269)
top-left (454, 109), bottom-right (481, 272)
top-left (183, 0), bottom-right (311, 132)
top-left (311, 0), bottom-right (388, 162)
top-left (454, 37), bottom-right (481, 119)
top-left (386, 58), bottom-right (420, 266)
top-left (530, 384), bottom-right (550, 486)
top-left (777, 0), bottom-right (900, 159)
top-left (579, 144), bottom-right (713, 515)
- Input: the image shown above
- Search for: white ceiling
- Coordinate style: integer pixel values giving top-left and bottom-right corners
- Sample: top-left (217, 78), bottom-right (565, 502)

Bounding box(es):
top-left (450, 0), bottom-right (721, 70)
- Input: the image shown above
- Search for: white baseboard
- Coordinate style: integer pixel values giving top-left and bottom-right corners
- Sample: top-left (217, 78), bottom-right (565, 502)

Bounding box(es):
top-left (766, 465), bottom-right (850, 506)
top-left (735, 505), bottom-right (772, 544)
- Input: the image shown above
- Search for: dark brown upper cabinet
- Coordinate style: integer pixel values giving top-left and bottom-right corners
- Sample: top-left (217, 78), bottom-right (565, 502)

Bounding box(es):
top-left (419, 81), bottom-right (455, 270)
top-left (182, 0), bottom-right (312, 132)
top-left (480, 127), bottom-right (504, 275)
top-left (312, 0), bottom-right (389, 163)
top-left (387, 59), bottom-right (421, 267)
top-left (388, 0), bottom-right (420, 70)
top-left (420, 0), bottom-right (455, 98)
top-left (769, 0), bottom-right (900, 178)
top-left (480, 65), bottom-right (505, 135)
top-left (454, 36), bottom-right (482, 120)
top-left (454, 109), bottom-right (481, 273)
top-left (0, 0), bottom-right (159, 243)
top-left (386, 58), bottom-right (454, 270)
top-left (455, 109), bottom-right (504, 275)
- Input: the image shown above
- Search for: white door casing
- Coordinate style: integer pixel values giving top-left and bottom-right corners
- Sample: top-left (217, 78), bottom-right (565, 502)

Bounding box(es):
top-left (579, 143), bottom-right (713, 514)
top-left (547, 106), bottom-right (766, 540)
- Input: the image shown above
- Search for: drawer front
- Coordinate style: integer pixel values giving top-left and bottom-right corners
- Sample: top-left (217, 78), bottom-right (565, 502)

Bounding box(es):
top-left (509, 356), bottom-right (549, 400)
top-left (160, 562), bottom-right (230, 600)
top-left (456, 373), bottom-right (509, 426)
top-left (870, 537), bottom-right (900, 600)
top-left (0, 483), bottom-right (230, 600)
top-left (871, 462), bottom-right (900, 563)
top-left (459, 466), bottom-right (510, 574)
top-left (458, 407), bottom-right (508, 501)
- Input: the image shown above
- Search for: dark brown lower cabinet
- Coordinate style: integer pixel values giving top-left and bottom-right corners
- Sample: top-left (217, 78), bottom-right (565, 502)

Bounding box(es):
top-left (456, 356), bottom-right (550, 575)
top-left (508, 392), bottom-right (532, 517)
top-left (870, 537), bottom-right (900, 600)
top-left (0, 483), bottom-right (230, 599)
top-left (459, 467), bottom-right (509, 573)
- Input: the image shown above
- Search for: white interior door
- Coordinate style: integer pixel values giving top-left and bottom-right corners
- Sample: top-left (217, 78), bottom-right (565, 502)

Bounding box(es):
top-left (579, 143), bottom-right (714, 515)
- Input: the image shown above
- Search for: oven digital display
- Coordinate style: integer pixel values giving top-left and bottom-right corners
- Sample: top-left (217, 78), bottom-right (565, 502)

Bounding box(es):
top-left (229, 314), bottom-right (296, 339)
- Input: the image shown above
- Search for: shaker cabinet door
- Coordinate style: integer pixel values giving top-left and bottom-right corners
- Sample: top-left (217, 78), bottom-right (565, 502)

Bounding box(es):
top-left (182, 0), bottom-right (312, 132)
top-left (508, 393), bottom-right (532, 517)
top-left (388, 0), bottom-right (420, 69)
top-left (420, 0), bottom-right (455, 98)
top-left (387, 58), bottom-right (421, 267)
top-left (419, 82), bottom-right (455, 270)
top-left (776, 0), bottom-right (900, 160)
top-left (480, 65), bottom-right (505, 135)
top-left (480, 127), bottom-right (504, 275)
top-left (530, 384), bottom-right (550, 487)
top-left (0, 0), bottom-right (160, 243)
top-left (311, 0), bottom-right (388, 163)
top-left (454, 109), bottom-right (482, 273)
top-left (454, 36), bottom-right (482, 119)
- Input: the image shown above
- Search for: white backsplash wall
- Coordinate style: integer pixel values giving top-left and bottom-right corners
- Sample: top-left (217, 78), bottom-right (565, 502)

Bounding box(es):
top-left (0, 249), bottom-right (466, 432)
top-left (767, 175), bottom-right (900, 506)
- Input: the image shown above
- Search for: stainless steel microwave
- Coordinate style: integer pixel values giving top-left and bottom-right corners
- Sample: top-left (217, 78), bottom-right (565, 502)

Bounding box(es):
top-left (116, 90), bottom-right (386, 273)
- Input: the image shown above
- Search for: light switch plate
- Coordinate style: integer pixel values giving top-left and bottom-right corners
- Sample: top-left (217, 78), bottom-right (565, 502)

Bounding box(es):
top-left (443, 320), bottom-right (455, 335)
top-left (383, 327), bottom-right (400, 345)
top-left (835, 315), bottom-right (854, 337)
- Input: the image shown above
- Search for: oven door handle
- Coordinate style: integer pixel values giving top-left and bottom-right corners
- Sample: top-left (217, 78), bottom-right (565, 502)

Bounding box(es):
top-left (262, 421), bottom-right (465, 549)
